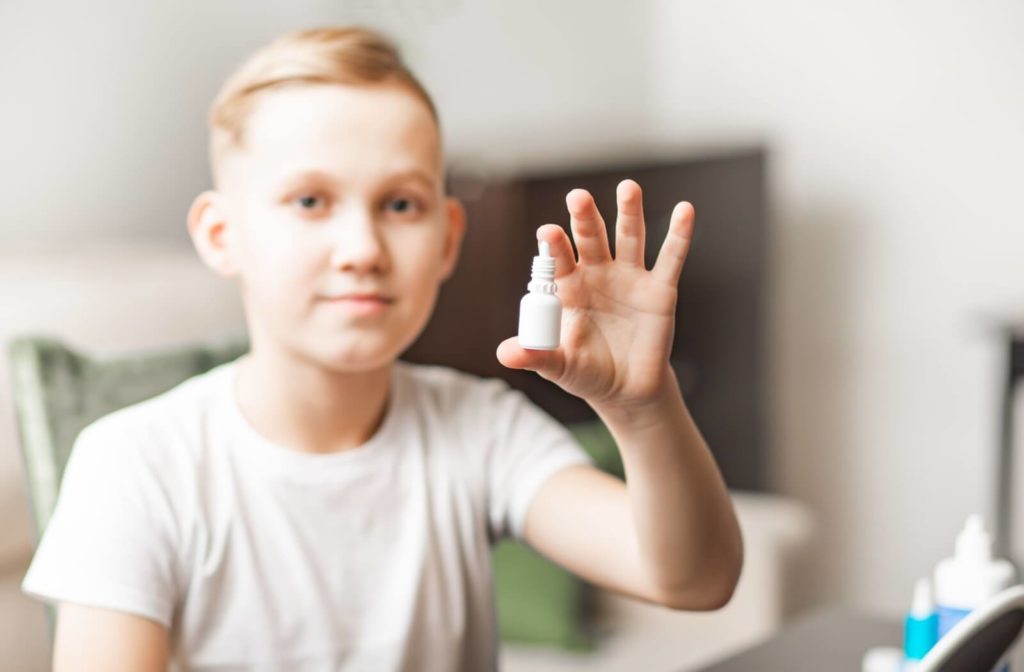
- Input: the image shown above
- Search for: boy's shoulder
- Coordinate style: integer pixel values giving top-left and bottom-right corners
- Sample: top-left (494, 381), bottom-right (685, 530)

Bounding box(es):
top-left (395, 360), bottom-right (519, 410)
top-left (73, 358), bottom-right (233, 463)
top-left (395, 361), bottom-right (548, 447)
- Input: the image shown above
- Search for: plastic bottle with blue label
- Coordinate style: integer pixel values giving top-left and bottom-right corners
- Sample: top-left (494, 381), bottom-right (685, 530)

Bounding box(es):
top-left (934, 515), bottom-right (1015, 654)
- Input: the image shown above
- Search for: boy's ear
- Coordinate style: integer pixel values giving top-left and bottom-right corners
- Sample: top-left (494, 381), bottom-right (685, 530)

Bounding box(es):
top-left (439, 196), bottom-right (467, 282)
top-left (187, 190), bottom-right (239, 278)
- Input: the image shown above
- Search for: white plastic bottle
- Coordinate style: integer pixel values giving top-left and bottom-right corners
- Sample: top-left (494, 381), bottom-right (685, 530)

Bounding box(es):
top-left (517, 240), bottom-right (561, 350)
top-left (934, 514), bottom-right (1016, 639)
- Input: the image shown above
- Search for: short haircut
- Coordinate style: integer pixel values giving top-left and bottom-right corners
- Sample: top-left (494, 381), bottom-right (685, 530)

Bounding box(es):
top-left (207, 26), bottom-right (439, 184)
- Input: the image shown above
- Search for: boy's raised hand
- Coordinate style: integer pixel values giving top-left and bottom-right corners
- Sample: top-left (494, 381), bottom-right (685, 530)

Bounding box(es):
top-left (498, 180), bottom-right (742, 610)
top-left (497, 179), bottom-right (694, 412)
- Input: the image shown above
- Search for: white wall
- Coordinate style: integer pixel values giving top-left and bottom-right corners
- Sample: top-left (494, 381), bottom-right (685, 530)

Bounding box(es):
top-left (645, 1), bottom-right (1024, 612)
top-left (0, 0), bottom-right (651, 249)
top-left (4, 0), bottom-right (1024, 618)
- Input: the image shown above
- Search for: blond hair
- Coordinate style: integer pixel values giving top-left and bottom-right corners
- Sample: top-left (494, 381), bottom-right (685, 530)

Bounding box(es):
top-left (207, 26), bottom-right (438, 182)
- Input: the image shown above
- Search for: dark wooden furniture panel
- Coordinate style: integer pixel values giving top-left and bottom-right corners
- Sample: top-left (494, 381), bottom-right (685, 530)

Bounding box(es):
top-left (404, 149), bottom-right (768, 490)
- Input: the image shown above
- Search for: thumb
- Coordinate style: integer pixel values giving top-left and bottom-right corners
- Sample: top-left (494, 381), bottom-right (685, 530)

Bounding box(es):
top-left (496, 336), bottom-right (565, 378)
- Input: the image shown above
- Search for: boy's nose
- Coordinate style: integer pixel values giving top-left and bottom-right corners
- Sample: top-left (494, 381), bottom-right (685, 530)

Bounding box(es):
top-left (328, 211), bottom-right (389, 274)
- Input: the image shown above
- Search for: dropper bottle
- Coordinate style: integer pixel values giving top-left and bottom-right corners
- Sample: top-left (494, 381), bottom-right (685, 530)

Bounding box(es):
top-left (934, 514), bottom-right (1015, 638)
top-left (517, 240), bottom-right (562, 350)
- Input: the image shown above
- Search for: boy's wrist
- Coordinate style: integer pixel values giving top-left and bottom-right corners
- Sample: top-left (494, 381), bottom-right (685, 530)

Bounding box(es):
top-left (588, 365), bottom-right (684, 432)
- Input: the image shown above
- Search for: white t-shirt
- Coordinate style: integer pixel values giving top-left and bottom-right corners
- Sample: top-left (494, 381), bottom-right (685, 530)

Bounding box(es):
top-left (22, 355), bottom-right (593, 671)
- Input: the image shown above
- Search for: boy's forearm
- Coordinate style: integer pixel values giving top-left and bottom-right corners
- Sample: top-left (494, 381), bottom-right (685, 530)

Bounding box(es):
top-left (589, 366), bottom-right (743, 609)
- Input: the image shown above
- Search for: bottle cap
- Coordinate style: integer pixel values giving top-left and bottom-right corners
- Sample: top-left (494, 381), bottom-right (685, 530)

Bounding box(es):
top-left (905, 576), bottom-right (939, 660)
top-left (910, 576), bottom-right (934, 617)
top-left (529, 240), bottom-right (557, 292)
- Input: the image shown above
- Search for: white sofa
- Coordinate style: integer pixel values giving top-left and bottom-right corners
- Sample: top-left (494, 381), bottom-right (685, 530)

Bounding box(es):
top-left (0, 240), bottom-right (812, 671)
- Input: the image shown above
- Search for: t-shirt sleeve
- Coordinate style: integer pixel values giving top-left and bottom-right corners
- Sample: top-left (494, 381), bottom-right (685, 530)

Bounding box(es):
top-left (479, 378), bottom-right (595, 544)
top-left (21, 419), bottom-right (180, 627)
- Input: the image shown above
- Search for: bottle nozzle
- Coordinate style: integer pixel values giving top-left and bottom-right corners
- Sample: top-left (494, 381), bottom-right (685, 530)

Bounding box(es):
top-left (530, 239), bottom-right (556, 287)
top-left (955, 513), bottom-right (993, 563)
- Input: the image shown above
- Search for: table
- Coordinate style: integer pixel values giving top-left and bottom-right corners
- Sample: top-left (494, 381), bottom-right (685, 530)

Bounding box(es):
top-left (697, 607), bottom-right (902, 671)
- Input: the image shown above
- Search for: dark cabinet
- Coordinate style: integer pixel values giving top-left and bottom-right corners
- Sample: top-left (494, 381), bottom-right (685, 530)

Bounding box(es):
top-left (404, 148), bottom-right (768, 491)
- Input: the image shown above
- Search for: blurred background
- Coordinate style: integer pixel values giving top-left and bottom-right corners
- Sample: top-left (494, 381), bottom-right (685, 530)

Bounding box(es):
top-left (3, 0), bottom-right (1024, 669)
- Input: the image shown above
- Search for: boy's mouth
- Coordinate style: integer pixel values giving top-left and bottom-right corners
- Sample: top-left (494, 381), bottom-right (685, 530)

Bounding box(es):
top-left (321, 293), bottom-right (395, 317)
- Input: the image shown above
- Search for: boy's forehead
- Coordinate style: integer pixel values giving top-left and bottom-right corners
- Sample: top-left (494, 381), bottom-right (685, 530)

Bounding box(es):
top-left (228, 83), bottom-right (443, 188)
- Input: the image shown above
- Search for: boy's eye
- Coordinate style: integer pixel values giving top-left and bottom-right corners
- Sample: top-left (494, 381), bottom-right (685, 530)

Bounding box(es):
top-left (295, 195), bottom-right (323, 210)
top-left (384, 196), bottom-right (423, 215)
top-left (289, 193), bottom-right (332, 219)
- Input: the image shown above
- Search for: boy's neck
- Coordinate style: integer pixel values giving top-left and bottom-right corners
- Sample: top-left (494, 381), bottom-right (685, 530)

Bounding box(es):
top-left (233, 347), bottom-right (393, 455)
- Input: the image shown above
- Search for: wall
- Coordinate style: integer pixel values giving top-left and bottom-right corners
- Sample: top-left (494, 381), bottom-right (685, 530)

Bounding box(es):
top-left (645, 0), bottom-right (1024, 612)
top-left (0, 0), bottom-right (651, 249)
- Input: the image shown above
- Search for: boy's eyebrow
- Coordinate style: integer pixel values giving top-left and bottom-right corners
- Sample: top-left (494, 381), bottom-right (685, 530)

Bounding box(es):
top-left (278, 168), bottom-right (439, 190)
top-left (387, 168), bottom-right (439, 189)
top-left (274, 169), bottom-right (337, 194)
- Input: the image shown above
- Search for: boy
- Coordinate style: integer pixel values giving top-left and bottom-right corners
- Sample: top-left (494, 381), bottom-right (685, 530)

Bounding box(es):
top-left (22, 26), bottom-right (742, 671)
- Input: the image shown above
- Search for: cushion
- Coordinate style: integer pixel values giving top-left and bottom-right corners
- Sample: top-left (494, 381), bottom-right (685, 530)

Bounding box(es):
top-left (492, 418), bottom-right (622, 651)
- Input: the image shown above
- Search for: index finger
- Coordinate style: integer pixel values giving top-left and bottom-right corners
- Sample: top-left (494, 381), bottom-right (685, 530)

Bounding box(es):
top-left (566, 189), bottom-right (613, 265)
top-left (536, 224), bottom-right (577, 279)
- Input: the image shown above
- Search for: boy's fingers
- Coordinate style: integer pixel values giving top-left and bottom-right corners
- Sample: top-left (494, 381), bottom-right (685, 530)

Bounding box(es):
top-left (652, 201), bottom-right (695, 287)
top-left (614, 179), bottom-right (646, 267)
top-left (536, 224), bottom-right (577, 278)
top-left (496, 337), bottom-right (566, 379)
top-left (566, 189), bottom-right (612, 265)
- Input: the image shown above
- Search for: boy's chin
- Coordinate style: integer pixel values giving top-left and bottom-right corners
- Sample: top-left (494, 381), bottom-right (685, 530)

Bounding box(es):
top-left (304, 337), bottom-right (406, 373)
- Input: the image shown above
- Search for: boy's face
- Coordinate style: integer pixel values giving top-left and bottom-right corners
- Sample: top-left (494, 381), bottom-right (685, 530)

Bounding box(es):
top-left (190, 83), bottom-right (465, 372)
